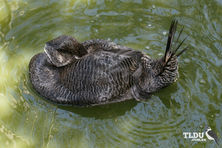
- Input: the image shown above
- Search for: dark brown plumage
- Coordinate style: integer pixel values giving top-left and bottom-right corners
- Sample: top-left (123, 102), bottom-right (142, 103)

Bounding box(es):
top-left (29, 20), bottom-right (188, 106)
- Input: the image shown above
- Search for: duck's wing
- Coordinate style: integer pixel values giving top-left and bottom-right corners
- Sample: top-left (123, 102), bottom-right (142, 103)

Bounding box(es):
top-left (82, 39), bottom-right (133, 53)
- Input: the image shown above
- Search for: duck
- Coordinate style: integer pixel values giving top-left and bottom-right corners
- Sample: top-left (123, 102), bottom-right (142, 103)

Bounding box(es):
top-left (29, 20), bottom-right (188, 106)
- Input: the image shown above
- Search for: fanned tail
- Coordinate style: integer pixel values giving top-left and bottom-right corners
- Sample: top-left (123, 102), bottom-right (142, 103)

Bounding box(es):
top-left (163, 19), bottom-right (189, 64)
top-left (154, 19), bottom-right (189, 77)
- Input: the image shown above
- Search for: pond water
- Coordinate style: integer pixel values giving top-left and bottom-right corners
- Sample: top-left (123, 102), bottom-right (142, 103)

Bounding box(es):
top-left (0, 0), bottom-right (222, 147)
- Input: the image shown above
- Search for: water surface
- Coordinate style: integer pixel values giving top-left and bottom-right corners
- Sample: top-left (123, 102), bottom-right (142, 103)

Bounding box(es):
top-left (0, 0), bottom-right (222, 147)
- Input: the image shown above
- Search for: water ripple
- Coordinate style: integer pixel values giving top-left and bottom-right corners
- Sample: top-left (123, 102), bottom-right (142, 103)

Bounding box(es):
top-left (0, 0), bottom-right (221, 147)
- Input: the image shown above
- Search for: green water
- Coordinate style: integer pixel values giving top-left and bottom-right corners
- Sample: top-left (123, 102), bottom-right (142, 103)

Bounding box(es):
top-left (0, 0), bottom-right (222, 147)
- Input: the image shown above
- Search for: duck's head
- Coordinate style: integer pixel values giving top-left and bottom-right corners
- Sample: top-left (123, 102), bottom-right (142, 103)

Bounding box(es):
top-left (44, 35), bottom-right (88, 67)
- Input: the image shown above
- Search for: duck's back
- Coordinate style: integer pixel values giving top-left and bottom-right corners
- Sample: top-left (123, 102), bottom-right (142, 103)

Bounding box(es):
top-left (59, 48), bottom-right (143, 105)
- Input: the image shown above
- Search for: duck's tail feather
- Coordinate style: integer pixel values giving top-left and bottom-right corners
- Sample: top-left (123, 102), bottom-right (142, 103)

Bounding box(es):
top-left (164, 19), bottom-right (178, 63)
top-left (156, 19), bottom-right (188, 77)
top-left (176, 45), bottom-right (189, 57)
top-left (163, 19), bottom-right (189, 64)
